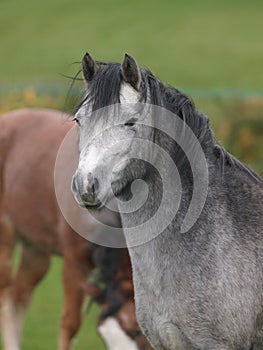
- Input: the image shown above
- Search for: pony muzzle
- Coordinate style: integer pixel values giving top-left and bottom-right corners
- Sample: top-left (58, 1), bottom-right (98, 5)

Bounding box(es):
top-left (71, 171), bottom-right (101, 209)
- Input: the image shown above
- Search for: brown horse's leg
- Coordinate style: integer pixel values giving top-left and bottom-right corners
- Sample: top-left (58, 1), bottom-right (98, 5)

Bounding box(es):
top-left (10, 244), bottom-right (51, 347)
top-left (0, 214), bottom-right (17, 350)
top-left (59, 236), bottom-right (93, 350)
top-left (0, 215), bottom-right (14, 291)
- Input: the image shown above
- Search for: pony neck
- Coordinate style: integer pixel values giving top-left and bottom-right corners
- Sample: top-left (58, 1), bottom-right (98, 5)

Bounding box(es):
top-left (117, 124), bottom-right (215, 248)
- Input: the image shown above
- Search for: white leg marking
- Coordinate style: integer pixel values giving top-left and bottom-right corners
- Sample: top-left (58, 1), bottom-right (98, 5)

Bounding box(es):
top-left (98, 317), bottom-right (139, 350)
top-left (0, 290), bottom-right (24, 350)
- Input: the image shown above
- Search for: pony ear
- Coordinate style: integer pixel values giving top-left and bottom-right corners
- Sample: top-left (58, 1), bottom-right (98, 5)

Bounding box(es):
top-left (121, 53), bottom-right (141, 90)
top-left (82, 52), bottom-right (98, 82)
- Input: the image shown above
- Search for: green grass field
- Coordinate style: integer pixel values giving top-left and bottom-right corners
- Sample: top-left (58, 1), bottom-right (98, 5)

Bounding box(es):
top-left (0, 1), bottom-right (262, 349)
top-left (1, 0), bottom-right (263, 89)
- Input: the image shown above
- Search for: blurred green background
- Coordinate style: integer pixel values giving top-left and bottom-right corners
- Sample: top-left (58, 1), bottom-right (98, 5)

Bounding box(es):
top-left (0, 0), bottom-right (262, 349)
top-left (1, 0), bottom-right (263, 88)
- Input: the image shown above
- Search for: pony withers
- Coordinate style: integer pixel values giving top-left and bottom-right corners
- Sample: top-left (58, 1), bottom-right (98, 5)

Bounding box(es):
top-left (72, 53), bottom-right (263, 350)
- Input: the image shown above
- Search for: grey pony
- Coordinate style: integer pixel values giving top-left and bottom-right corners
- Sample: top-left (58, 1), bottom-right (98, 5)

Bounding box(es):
top-left (71, 53), bottom-right (263, 350)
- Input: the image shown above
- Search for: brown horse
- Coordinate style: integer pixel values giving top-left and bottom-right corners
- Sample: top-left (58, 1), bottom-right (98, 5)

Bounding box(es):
top-left (0, 108), bottom-right (151, 350)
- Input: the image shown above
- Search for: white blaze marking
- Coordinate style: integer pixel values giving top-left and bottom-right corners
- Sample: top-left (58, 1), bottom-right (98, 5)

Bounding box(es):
top-left (98, 317), bottom-right (139, 350)
top-left (79, 144), bottom-right (101, 175)
top-left (120, 83), bottom-right (140, 104)
top-left (78, 82), bottom-right (139, 176)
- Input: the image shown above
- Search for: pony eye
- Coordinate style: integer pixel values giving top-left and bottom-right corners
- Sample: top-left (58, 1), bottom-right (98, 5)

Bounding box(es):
top-left (124, 118), bottom-right (137, 127)
top-left (73, 117), bottom-right (80, 126)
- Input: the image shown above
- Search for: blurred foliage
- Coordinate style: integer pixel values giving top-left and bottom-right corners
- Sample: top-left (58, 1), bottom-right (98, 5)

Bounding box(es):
top-left (214, 98), bottom-right (263, 175)
top-left (0, 87), bottom-right (71, 114)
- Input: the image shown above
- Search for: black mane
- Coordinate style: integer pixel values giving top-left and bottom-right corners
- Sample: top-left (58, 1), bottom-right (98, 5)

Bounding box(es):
top-left (78, 61), bottom-right (198, 115)
top-left (89, 245), bottom-right (125, 320)
top-left (77, 60), bottom-right (262, 183)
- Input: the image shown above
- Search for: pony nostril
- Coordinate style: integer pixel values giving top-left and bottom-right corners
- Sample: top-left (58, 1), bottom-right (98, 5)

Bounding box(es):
top-left (90, 182), bottom-right (97, 198)
top-left (86, 173), bottom-right (99, 195)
